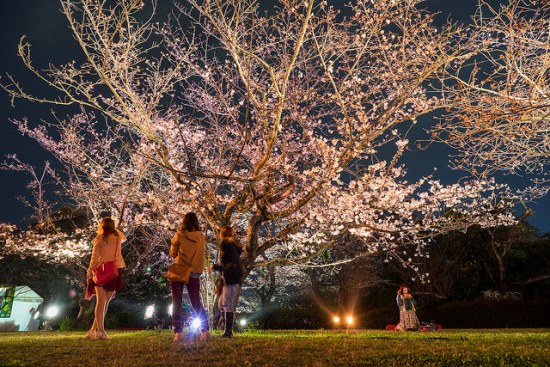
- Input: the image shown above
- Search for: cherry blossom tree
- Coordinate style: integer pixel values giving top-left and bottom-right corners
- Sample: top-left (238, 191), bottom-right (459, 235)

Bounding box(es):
top-left (436, 0), bottom-right (549, 194)
top-left (1, 0), bottom-right (521, 305)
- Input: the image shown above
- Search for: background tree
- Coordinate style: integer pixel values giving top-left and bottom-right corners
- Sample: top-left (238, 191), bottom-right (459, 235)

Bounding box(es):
top-left (388, 220), bottom-right (545, 301)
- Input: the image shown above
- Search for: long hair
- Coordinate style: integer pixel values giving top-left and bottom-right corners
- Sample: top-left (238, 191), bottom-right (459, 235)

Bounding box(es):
top-left (219, 226), bottom-right (243, 251)
top-left (397, 284), bottom-right (410, 295)
top-left (97, 217), bottom-right (118, 241)
top-left (179, 212), bottom-right (200, 232)
top-left (220, 226), bottom-right (236, 243)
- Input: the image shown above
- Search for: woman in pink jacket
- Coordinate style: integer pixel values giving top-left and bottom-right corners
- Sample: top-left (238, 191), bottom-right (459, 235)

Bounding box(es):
top-left (84, 217), bottom-right (126, 340)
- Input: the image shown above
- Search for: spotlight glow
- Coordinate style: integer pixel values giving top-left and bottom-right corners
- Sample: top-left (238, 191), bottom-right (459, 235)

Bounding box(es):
top-left (45, 306), bottom-right (59, 319)
top-left (346, 315), bottom-right (353, 326)
top-left (191, 317), bottom-right (201, 330)
top-left (333, 316), bottom-right (340, 324)
top-left (239, 319), bottom-right (247, 326)
top-left (145, 305), bottom-right (155, 319)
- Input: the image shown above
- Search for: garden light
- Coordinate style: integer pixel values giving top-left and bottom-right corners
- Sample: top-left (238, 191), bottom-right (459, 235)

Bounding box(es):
top-left (239, 319), bottom-right (247, 326)
top-left (333, 316), bottom-right (340, 324)
top-left (346, 315), bottom-right (354, 326)
top-left (45, 305), bottom-right (59, 319)
top-left (144, 304), bottom-right (155, 319)
top-left (191, 317), bottom-right (201, 331)
top-left (167, 304), bottom-right (173, 316)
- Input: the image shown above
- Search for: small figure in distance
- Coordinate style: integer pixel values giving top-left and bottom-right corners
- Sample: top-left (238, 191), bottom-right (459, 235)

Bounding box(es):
top-left (395, 285), bottom-right (420, 331)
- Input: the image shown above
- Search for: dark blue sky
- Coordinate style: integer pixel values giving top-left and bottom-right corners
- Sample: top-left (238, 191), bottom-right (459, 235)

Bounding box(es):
top-left (0, 1), bottom-right (548, 232)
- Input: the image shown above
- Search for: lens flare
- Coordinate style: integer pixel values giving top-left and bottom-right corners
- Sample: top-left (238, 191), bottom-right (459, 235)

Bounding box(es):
top-left (145, 305), bottom-right (155, 319)
top-left (191, 317), bottom-right (201, 330)
top-left (45, 306), bottom-right (59, 319)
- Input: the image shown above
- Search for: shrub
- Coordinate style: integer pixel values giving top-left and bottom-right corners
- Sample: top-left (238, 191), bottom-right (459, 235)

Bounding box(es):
top-left (418, 299), bottom-right (550, 328)
top-left (257, 306), bottom-right (328, 329)
top-left (59, 316), bottom-right (81, 331)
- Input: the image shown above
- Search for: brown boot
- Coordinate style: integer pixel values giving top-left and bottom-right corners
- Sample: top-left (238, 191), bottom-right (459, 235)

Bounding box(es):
top-left (199, 331), bottom-right (210, 342)
top-left (173, 332), bottom-right (183, 343)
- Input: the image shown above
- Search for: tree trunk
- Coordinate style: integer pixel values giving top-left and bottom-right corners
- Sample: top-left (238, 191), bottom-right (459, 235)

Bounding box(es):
top-left (489, 240), bottom-right (508, 292)
top-left (259, 266), bottom-right (277, 306)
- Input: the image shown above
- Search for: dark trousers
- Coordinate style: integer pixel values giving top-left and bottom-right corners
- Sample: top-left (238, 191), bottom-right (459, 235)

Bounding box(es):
top-left (170, 278), bottom-right (210, 333)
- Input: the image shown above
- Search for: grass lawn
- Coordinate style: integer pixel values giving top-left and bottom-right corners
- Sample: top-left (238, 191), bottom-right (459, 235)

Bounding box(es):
top-left (0, 329), bottom-right (549, 367)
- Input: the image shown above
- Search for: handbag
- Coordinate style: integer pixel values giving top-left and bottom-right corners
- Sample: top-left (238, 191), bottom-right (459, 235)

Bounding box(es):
top-left (92, 235), bottom-right (120, 286)
top-left (166, 233), bottom-right (199, 283)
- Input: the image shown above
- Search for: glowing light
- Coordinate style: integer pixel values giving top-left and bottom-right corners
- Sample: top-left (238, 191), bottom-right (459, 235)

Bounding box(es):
top-left (239, 319), bottom-right (247, 326)
top-left (145, 305), bottom-right (155, 319)
top-left (333, 316), bottom-right (340, 324)
top-left (45, 306), bottom-right (59, 319)
top-left (346, 316), bottom-right (353, 326)
top-left (191, 317), bottom-right (201, 331)
top-left (167, 304), bottom-right (173, 316)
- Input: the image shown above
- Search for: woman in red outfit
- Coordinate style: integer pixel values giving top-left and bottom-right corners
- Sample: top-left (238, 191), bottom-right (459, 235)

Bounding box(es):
top-left (85, 217), bottom-right (126, 340)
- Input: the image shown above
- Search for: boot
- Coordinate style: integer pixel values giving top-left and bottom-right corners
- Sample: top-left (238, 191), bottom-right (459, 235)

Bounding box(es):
top-left (222, 312), bottom-right (234, 338)
top-left (199, 331), bottom-right (210, 342)
top-left (173, 332), bottom-right (183, 343)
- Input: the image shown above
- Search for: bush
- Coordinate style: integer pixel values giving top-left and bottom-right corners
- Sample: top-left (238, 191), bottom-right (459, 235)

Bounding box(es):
top-left (360, 308), bottom-right (398, 329)
top-left (419, 299), bottom-right (550, 328)
top-left (59, 316), bottom-right (83, 331)
top-left (343, 298), bottom-right (550, 329)
top-left (257, 306), bottom-right (328, 329)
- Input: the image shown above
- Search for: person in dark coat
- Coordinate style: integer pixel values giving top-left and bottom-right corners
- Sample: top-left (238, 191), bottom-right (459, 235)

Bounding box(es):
top-left (209, 226), bottom-right (244, 337)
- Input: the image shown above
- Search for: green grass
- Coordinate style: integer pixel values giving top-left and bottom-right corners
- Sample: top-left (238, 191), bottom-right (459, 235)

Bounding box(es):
top-left (0, 329), bottom-right (549, 366)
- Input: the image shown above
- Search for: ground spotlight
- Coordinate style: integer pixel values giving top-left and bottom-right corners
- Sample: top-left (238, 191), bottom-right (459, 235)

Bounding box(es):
top-left (45, 306), bottom-right (59, 319)
top-left (191, 317), bottom-right (201, 331)
top-left (144, 304), bottom-right (155, 319)
top-left (333, 315), bottom-right (340, 324)
top-left (167, 304), bottom-right (173, 317)
top-left (239, 319), bottom-right (247, 327)
top-left (346, 315), bottom-right (354, 326)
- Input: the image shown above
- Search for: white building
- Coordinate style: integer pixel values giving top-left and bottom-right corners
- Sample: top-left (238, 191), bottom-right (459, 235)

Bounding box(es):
top-left (0, 286), bottom-right (43, 332)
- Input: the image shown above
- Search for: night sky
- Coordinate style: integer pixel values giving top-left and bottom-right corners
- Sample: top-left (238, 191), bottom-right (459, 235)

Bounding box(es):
top-left (0, 1), bottom-right (548, 232)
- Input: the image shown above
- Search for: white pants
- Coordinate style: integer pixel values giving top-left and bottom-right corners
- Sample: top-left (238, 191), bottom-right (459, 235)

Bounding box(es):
top-left (219, 284), bottom-right (239, 312)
